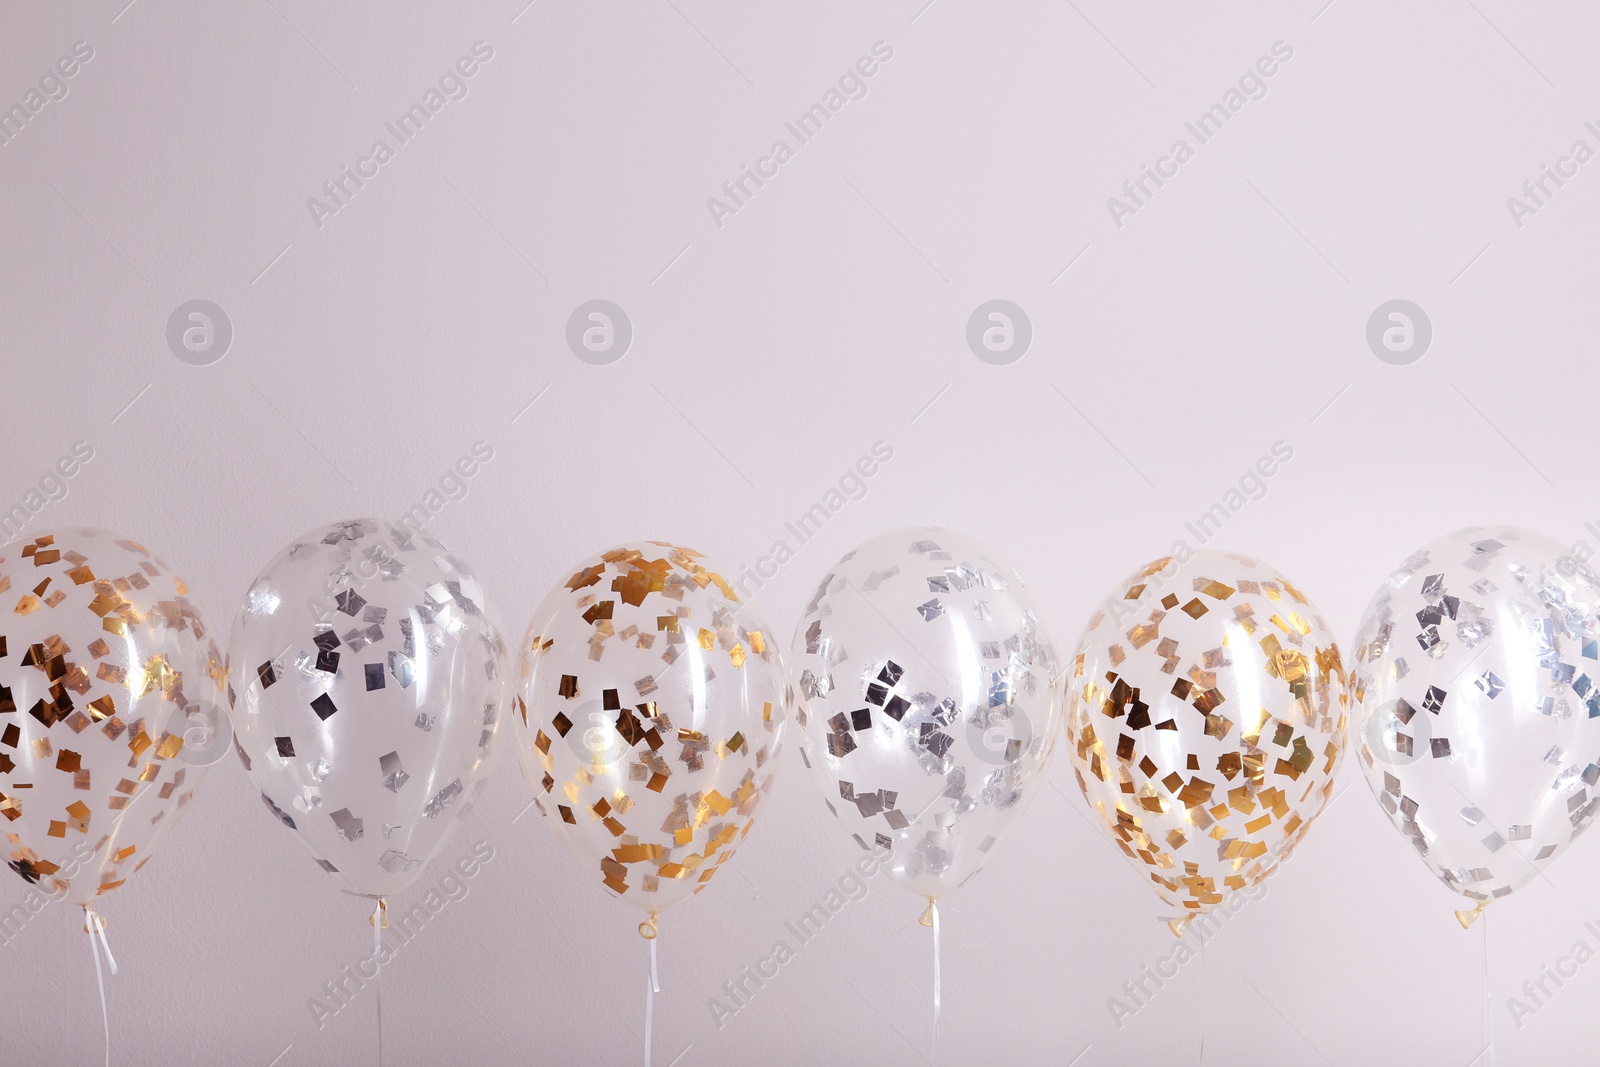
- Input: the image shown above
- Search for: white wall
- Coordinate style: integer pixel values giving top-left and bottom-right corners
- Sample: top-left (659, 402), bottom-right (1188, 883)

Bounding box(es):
top-left (1, 1), bottom-right (1595, 1063)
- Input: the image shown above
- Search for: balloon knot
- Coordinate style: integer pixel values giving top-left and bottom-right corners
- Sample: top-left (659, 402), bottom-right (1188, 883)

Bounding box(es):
top-left (639, 914), bottom-right (659, 940)
top-left (1455, 900), bottom-right (1488, 929)
top-left (1167, 916), bottom-right (1193, 939)
top-left (369, 897), bottom-right (388, 930)
top-left (918, 899), bottom-right (936, 928)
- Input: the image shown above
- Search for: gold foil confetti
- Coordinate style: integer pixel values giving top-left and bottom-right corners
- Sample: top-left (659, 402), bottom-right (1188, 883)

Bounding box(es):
top-left (513, 541), bottom-right (784, 912)
top-left (1066, 549), bottom-right (1347, 930)
top-left (0, 529), bottom-right (223, 903)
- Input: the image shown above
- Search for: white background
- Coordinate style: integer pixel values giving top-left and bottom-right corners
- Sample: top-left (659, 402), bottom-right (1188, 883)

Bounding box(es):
top-left (3, 1), bottom-right (1598, 1064)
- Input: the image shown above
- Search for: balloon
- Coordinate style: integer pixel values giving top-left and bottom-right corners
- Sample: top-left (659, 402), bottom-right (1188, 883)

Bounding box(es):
top-left (226, 519), bottom-right (509, 898)
top-left (1349, 525), bottom-right (1600, 924)
top-left (789, 528), bottom-right (1062, 903)
top-left (1065, 549), bottom-right (1348, 934)
top-left (511, 541), bottom-right (784, 919)
top-left (0, 529), bottom-right (226, 904)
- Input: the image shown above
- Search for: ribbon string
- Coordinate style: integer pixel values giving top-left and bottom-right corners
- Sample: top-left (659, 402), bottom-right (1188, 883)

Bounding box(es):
top-left (645, 931), bottom-right (659, 1067)
top-left (83, 906), bottom-right (117, 1067)
top-left (86, 907), bottom-right (118, 976)
top-left (1483, 911), bottom-right (1495, 1067)
top-left (372, 897), bottom-right (386, 1067)
top-left (931, 900), bottom-right (941, 1067)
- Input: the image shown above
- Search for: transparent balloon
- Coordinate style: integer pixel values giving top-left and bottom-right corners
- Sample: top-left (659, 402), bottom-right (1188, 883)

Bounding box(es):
top-left (0, 529), bottom-right (225, 905)
top-left (790, 528), bottom-right (1063, 902)
top-left (1349, 525), bottom-right (1600, 924)
top-left (512, 542), bottom-right (785, 918)
top-left (1065, 549), bottom-right (1348, 934)
top-left (226, 519), bottom-right (509, 898)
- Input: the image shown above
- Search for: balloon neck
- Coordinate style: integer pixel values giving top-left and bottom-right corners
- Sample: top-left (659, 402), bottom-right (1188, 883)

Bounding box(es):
top-left (369, 896), bottom-right (388, 930)
top-left (1167, 915), bottom-right (1193, 939)
top-left (639, 913), bottom-right (659, 940)
top-left (1455, 900), bottom-right (1489, 929)
top-left (81, 903), bottom-right (103, 936)
top-left (918, 898), bottom-right (937, 928)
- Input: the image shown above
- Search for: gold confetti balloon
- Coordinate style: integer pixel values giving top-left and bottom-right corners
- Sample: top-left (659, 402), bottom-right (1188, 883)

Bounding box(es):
top-left (226, 519), bottom-right (510, 898)
top-left (790, 529), bottom-right (1063, 903)
top-left (0, 529), bottom-right (226, 904)
top-left (512, 542), bottom-right (785, 918)
top-left (1065, 549), bottom-right (1349, 934)
top-left (1349, 526), bottom-right (1600, 925)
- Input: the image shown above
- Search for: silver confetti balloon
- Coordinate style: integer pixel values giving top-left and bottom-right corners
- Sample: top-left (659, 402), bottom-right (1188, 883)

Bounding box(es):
top-left (790, 528), bottom-right (1062, 903)
top-left (226, 519), bottom-right (509, 898)
top-left (1350, 525), bottom-right (1600, 924)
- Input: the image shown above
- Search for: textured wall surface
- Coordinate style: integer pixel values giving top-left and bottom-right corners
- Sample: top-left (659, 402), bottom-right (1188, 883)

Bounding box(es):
top-left (2, 1), bottom-right (1598, 1064)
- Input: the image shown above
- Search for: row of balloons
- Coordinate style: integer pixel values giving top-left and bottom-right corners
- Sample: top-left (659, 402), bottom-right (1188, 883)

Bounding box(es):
top-left (2, 519), bottom-right (1593, 964)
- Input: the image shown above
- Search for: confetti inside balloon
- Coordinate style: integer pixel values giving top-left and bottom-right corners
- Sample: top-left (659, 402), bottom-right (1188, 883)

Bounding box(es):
top-left (511, 541), bottom-right (784, 918)
top-left (1349, 525), bottom-right (1600, 925)
top-left (0, 529), bottom-right (225, 904)
top-left (1065, 549), bottom-right (1348, 934)
top-left (226, 519), bottom-right (509, 898)
top-left (789, 529), bottom-right (1063, 904)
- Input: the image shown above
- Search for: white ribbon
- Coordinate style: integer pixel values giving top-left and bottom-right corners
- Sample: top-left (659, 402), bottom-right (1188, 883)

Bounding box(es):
top-left (930, 900), bottom-right (941, 1067)
top-left (84, 906), bottom-right (117, 1067)
top-left (1483, 911), bottom-right (1495, 1067)
top-left (372, 898), bottom-right (385, 1067)
top-left (87, 907), bottom-right (118, 976)
top-left (645, 934), bottom-right (659, 1067)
